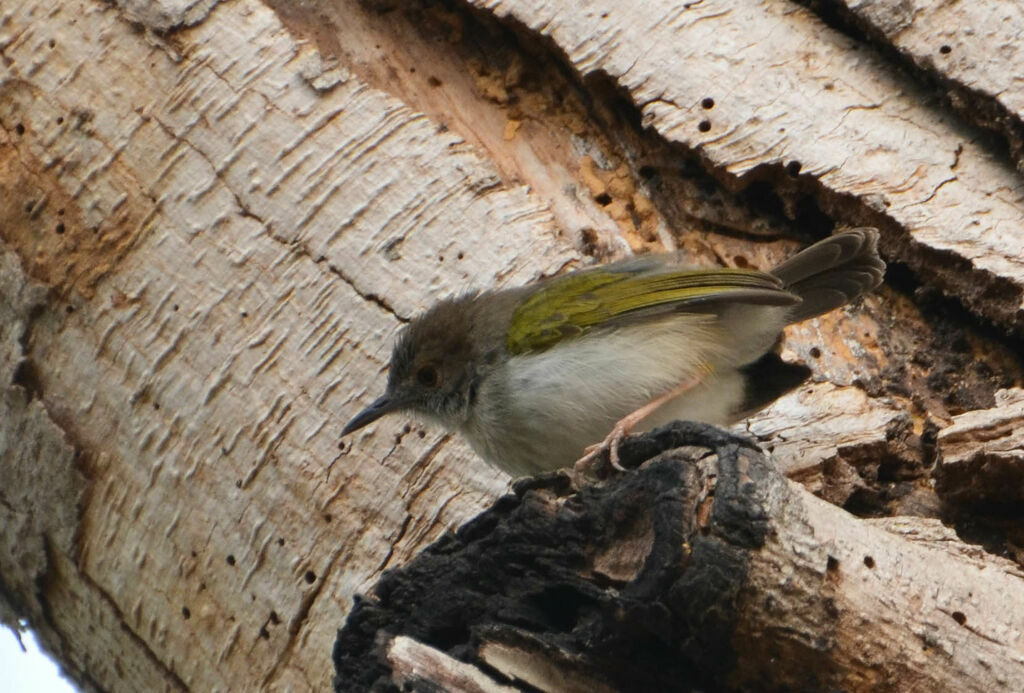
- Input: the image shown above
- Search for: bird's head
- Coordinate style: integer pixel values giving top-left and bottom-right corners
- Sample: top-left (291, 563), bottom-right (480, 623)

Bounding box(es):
top-left (342, 296), bottom-right (493, 436)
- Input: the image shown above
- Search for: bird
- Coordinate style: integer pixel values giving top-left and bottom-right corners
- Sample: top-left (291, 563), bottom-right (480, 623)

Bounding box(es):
top-left (342, 228), bottom-right (885, 478)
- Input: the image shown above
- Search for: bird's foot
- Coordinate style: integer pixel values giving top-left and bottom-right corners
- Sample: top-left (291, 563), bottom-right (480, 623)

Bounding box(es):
top-left (572, 421), bottom-right (634, 482)
top-left (571, 378), bottom-right (703, 484)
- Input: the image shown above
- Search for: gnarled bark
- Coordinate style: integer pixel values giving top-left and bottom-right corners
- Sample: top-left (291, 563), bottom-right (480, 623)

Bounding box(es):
top-left (335, 424), bottom-right (1024, 692)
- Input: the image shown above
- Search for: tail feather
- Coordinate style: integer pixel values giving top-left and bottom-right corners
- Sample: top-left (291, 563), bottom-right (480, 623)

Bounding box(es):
top-left (771, 228), bottom-right (885, 323)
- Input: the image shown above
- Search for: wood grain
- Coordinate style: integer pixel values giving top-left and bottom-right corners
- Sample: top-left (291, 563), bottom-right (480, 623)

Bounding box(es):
top-left (804, 0), bottom-right (1024, 170)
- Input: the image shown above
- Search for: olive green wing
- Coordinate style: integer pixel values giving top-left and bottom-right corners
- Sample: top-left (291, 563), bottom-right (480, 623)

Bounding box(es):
top-left (506, 264), bottom-right (799, 355)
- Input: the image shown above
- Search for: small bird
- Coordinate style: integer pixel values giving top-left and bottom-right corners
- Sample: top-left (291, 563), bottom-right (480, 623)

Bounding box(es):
top-left (342, 228), bottom-right (885, 478)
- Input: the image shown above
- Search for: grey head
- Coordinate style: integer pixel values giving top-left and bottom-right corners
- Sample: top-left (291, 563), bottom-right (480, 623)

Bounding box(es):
top-left (341, 291), bottom-right (515, 437)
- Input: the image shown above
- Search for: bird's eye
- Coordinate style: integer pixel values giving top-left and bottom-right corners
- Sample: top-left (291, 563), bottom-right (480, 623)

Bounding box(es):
top-left (416, 365), bottom-right (439, 387)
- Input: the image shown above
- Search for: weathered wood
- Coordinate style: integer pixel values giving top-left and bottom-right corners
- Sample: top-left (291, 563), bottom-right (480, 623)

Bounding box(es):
top-left (802, 0), bottom-right (1024, 170)
top-left (935, 388), bottom-right (1024, 505)
top-left (472, 0), bottom-right (1024, 333)
top-left (385, 635), bottom-right (519, 693)
top-left (335, 424), bottom-right (1024, 692)
top-left (742, 381), bottom-right (935, 514)
top-left (1, 0), bottom-right (573, 689)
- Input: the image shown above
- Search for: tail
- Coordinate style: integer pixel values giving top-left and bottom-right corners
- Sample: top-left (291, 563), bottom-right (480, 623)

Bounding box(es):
top-left (771, 228), bottom-right (885, 323)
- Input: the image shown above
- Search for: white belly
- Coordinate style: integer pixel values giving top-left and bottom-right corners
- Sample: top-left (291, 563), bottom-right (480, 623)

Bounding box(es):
top-left (461, 316), bottom-right (750, 476)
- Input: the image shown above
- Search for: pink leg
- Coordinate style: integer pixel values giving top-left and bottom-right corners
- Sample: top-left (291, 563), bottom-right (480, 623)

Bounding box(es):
top-left (573, 377), bottom-right (702, 476)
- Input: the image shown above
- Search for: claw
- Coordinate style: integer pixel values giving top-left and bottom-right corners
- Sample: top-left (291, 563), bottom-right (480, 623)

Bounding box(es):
top-left (571, 376), bottom-right (703, 482)
top-left (572, 421), bottom-right (632, 480)
top-left (572, 443), bottom-right (606, 480)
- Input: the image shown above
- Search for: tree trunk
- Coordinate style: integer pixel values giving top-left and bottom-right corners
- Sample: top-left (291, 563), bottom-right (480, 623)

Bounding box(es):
top-left (1, 0), bottom-right (1022, 691)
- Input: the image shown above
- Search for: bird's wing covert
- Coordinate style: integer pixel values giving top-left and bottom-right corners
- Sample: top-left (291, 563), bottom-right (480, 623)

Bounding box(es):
top-left (506, 266), bottom-right (798, 355)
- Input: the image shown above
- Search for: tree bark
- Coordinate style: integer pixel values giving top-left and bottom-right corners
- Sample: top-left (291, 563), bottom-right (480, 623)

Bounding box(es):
top-left (1, 0), bottom-right (1023, 691)
top-left (334, 424), bottom-right (1024, 692)
top-left (799, 0), bottom-right (1024, 171)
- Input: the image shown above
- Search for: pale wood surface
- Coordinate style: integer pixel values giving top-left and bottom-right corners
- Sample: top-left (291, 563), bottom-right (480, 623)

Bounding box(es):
top-left (935, 388), bottom-right (1024, 505)
top-left (2, 1), bottom-right (572, 689)
top-left (813, 0), bottom-right (1024, 168)
top-left (742, 381), bottom-right (909, 496)
top-left (386, 636), bottom-right (520, 693)
top-left (756, 483), bottom-right (1024, 691)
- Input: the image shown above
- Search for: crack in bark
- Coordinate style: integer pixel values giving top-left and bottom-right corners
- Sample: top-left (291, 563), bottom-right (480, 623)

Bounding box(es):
top-left (146, 87), bottom-right (410, 323)
top-left (326, 260), bottom-right (408, 322)
top-left (373, 514), bottom-right (413, 576)
top-left (916, 175), bottom-right (957, 206)
top-left (45, 541), bottom-right (190, 691)
top-left (259, 545), bottom-right (346, 690)
top-left (795, 0), bottom-right (1024, 171)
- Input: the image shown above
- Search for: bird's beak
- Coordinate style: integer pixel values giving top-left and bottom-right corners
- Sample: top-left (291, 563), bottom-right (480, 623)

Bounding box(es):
top-left (341, 395), bottom-right (404, 437)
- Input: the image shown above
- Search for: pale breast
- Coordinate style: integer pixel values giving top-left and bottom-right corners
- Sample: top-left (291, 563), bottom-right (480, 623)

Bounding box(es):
top-left (461, 315), bottom-right (748, 476)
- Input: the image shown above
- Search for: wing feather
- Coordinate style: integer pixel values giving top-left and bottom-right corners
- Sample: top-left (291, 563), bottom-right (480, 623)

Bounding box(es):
top-left (507, 264), bottom-right (799, 354)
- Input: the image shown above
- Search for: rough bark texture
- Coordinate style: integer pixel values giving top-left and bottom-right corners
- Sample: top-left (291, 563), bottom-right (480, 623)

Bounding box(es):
top-left (936, 388), bottom-right (1024, 505)
top-left (801, 0), bottom-right (1024, 171)
top-left (2, 0), bottom-right (1023, 691)
top-left (334, 423), bottom-right (1024, 692)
